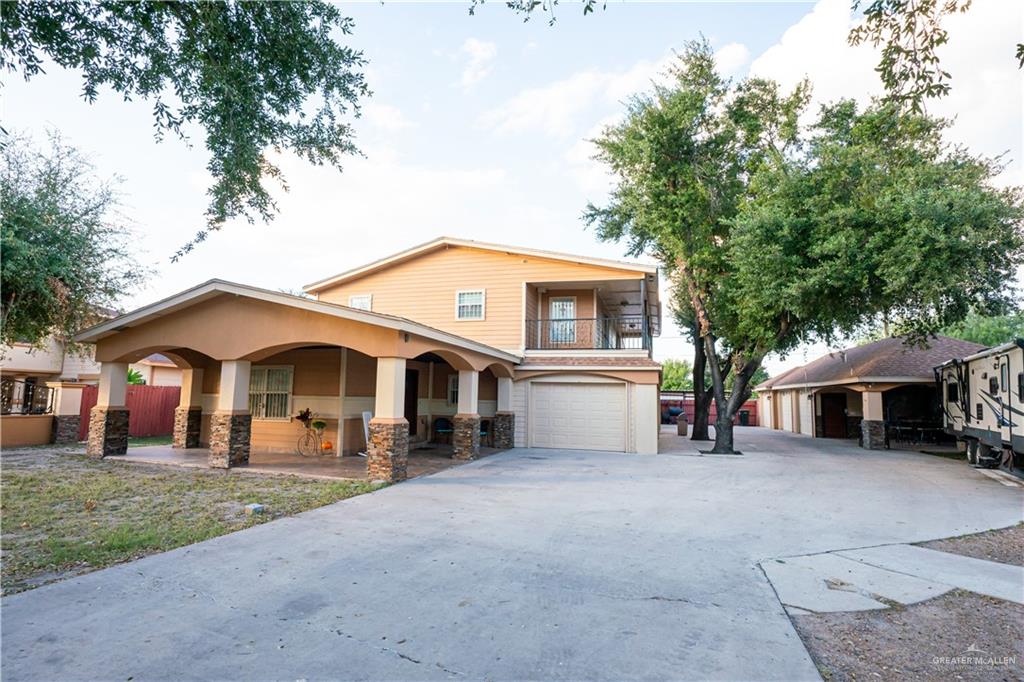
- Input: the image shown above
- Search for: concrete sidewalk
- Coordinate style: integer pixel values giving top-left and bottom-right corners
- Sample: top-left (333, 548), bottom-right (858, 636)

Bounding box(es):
top-left (3, 428), bottom-right (1021, 681)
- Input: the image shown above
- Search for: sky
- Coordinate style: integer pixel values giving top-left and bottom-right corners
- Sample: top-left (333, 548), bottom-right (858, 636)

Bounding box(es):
top-left (4, 0), bottom-right (1022, 375)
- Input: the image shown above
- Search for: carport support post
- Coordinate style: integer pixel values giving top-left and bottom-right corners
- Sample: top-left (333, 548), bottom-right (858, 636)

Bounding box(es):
top-left (86, 362), bottom-right (129, 457)
top-left (173, 368), bottom-right (203, 449)
top-left (494, 376), bottom-right (515, 450)
top-left (368, 357), bottom-right (408, 482)
top-left (861, 390), bottom-right (886, 450)
top-left (453, 370), bottom-right (481, 460)
top-left (209, 360), bottom-right (252, 468)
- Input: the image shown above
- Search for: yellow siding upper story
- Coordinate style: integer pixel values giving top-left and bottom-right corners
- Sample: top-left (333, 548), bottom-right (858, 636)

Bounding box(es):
top-left (316, 245), bottom-right (642, 353)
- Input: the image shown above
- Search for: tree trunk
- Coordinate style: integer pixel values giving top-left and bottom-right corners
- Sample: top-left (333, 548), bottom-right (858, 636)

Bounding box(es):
top-left (690, 326), bottom-right (711, 441)
top-left (709, 353), bottom-right (763, 454)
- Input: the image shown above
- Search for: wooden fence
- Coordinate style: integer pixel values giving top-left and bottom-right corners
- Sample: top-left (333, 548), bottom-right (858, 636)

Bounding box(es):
top-left (660, 391), bottom-right (759, 427)
top-left (79, 385), bottom-right (181, 439)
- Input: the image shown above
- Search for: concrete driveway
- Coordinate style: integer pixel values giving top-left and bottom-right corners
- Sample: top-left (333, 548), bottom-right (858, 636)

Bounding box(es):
top-left (3, 428), bottom-right (1021, 681)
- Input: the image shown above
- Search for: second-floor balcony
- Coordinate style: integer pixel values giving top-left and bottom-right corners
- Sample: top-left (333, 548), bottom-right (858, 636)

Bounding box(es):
top-left (525, 316), bottom-right (652, 351)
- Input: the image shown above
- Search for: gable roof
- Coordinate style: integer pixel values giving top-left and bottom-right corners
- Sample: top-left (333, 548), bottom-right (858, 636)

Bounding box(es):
top-left (761, 336), bottom-right (986, 390)
top-left (73, 279), bottom-right (520, 363)
top-left (302, 236), bottom-right (658, 293)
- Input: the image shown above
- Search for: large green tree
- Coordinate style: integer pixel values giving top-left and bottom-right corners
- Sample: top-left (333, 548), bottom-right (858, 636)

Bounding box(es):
top-left (660, 358), bottom-right (693, 391)
top-left (941, 311), bottom-right (1024, 347)
top-left (1, 1), bottom-right (368, 256)
top-left (1, 133), bottom-right (144, 348)
top-left (588, 41), bottom-right (1023, 453)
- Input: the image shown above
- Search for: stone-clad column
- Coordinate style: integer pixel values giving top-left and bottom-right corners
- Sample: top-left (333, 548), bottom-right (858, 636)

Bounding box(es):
top-left (209, 361), bottom-right (251, 468)
top-left (453, 369), bottom-right (480, 460)
top-left (493, 376), bottom-right (515, 450)
top-left (173, 368), bottom-right (203, 449)
top-left (86, 362), bottom-right (129, 457)
top-left (860, 390), bottom-right (886, 450)
top-left (48, 382), bottom-right (84, 444)
top-left (367, 357), bottom-right (409, 482)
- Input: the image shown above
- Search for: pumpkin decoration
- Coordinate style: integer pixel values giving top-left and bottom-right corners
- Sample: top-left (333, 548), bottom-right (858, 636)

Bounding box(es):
top-left (321, 441), bottom-right (333, 451)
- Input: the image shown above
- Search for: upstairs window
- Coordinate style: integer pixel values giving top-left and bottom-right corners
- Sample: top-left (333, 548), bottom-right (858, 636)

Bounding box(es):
top-left (249, 366), bottom-right (293, 420)
top-left (456, 290), bottom-right (485, 320)
top-left (348, 294), bottom-right (372, 311)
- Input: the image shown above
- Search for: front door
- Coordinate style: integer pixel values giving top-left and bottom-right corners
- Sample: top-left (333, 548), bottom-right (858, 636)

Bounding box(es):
top-left (821, 393), bottom-right (848, 438)
top-left (404, 369), bottom-right (418, 436)
top-left (549, 297), bottom-right (576, 345)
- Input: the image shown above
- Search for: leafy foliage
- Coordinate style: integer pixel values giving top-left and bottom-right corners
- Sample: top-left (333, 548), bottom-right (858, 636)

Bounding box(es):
top-left (127, 368), bottom-right (146, 385)
top-left (849, 0), bottom-right (973, 112)
top-left (587, 40), bottom-right (1024, 453)
top-left (660, 358), bottom-right (693, 391)
top-left (1, 133), bottom-right (143, 349)
top-left (1, 1), bottom-right (368, 256)
top-left (941, 311), bottom-right (1024, 347)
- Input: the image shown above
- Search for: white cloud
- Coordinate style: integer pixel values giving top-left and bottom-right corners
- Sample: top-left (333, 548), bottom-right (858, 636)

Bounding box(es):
top-left (748, 0), bottom-right (1022, 186)
top-left (361, 102), bottom-right (417, 132)
top-left (460, 38), bottom-right (498, 88)
top-left (714, 42), bottom-right (750, 76)
top-left (480, 55), bottom-right (672, 137)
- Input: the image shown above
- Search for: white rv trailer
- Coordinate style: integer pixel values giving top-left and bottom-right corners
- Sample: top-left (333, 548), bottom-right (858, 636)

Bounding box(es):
top-left (935, 339), bottom-right (1024, 470)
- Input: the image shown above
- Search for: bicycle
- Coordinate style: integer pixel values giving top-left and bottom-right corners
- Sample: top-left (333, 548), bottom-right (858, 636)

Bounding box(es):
top-left (295, 409), bottom-right (328, 457)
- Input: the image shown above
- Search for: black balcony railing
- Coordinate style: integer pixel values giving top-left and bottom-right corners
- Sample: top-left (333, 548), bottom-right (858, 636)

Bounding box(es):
top-left (525, 316), bottom-right (651, 351)
top-left (0, 378), bottom-right (56, 415)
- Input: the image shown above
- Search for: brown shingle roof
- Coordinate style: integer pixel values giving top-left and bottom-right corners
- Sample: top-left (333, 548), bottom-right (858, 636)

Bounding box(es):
top-left (765, 336), bottom-right (985, 389)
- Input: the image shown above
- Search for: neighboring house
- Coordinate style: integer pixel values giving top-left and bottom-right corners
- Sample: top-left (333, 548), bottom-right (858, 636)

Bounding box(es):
top-left (73, 237), bottom-right (663, 481)
top-left (130, 354), bottom-right (184, 387)
top-left (756, 336), bottom-right (984, 449)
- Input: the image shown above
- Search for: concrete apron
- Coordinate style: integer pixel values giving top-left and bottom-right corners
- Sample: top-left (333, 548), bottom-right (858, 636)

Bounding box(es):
top-left (3, 429), bottom-right (1022, 681)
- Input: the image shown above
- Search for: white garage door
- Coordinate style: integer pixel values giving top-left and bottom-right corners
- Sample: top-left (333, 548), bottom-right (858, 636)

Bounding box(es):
top-left (530, 382), bottom-right (627, 452)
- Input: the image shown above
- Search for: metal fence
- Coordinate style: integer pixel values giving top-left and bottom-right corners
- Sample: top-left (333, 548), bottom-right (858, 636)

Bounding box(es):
top-left (0, 378), bottom-right (56, 415)
top-left (525, 316), bottom-right (651, 351)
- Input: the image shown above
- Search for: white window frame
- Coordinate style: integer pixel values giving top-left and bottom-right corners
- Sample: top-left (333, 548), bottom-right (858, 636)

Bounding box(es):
top-left (447, 374), bottom-right (459, 406)
top-left (455, 289), bottom-right (486, 321)
top-left (249, 365), bottom-right (294, 421)
top-left (348, 294), bottom-right (372, 311)
top-left (549, 296), bottom-right (577, 344)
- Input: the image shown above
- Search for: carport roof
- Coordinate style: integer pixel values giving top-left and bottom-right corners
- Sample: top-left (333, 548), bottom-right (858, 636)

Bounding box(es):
top-left (757, 336), bottom-right (985, 391)
top-left (73, 279), bottom-right (521, 364)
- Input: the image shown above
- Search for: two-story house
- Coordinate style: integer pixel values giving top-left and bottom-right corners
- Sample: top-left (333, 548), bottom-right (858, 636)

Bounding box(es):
top-left (74, 237), bottom-right (662, 481)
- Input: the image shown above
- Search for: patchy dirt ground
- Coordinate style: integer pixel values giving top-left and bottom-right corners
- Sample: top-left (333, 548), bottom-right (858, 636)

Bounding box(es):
top-left (792, 590), bottom-right (1023, 681)
top-left (918, 524), bottom-right (1024, 567)
top-left (1, 447), bottom-right (378, 595)
top-left (792, 524), bottom-right (1024, 681)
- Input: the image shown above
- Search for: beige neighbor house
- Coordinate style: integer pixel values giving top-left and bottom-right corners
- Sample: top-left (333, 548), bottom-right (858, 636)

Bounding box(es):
top-left (756, 336), bottom-right (984, 449)
top-left (74, 237), bottom-right (663, 481)
top-left (129, 354), bottom-right (184, 387)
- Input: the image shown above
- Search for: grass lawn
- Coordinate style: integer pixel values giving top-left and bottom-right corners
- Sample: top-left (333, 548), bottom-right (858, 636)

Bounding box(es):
top-left (128, 435), bottom-right (174, 447)
top-left (0, 447), bottom-right (379, 595)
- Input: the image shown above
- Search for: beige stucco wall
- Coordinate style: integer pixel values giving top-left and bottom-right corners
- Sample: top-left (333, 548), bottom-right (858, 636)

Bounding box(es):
top-left (314, 245), bottom-right (643, 353)
top-left (1, 414), bottom-right (54, 447)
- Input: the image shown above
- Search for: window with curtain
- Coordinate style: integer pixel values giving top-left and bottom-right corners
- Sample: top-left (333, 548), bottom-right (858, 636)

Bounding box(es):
top-left (456, 290), bottom-right (485, 320)
top-left (249, 366), bottom-right (293, 419)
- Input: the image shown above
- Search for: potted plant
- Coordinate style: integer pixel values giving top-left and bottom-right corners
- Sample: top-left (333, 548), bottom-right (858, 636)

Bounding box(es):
top-left (295, 408), bottom-right (313, 426)
top-left (311, 419), bottom-right (327, 434)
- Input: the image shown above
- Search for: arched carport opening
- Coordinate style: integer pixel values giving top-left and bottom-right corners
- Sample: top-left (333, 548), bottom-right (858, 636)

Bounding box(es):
top-left (814, 387), bottom-right (862, 439)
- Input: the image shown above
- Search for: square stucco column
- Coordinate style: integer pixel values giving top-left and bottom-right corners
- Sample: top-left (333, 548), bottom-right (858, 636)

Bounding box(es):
top-left (453, 370), bottom-right (480, 460)
top-left (209, 361), bottom-right (251, 468)
top-left (87, 362), bottom-right (129, 457)
top-left (493, 376), bottom-right (515, 450)
top-left (634, 383), bottom-right (660, 455)
top-left (173, 368), bottom-right (203, 449)
top-left (48, 382), bottom-right (84, 444)
top-left (368, 357), bottom-right (408, 482)
top-left (861, 390), bottom-right (886, 450)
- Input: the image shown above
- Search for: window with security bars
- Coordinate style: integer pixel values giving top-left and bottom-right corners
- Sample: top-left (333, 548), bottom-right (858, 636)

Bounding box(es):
top-left (249, 366), bottom-right (293, 419)
top-left (456, 290), bottom-right (485, 320)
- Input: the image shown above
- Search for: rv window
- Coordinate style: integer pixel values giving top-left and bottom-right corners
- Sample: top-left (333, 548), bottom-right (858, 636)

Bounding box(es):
top-left (945, 382), bottom-right (959, 403)
top-left (989, 376), bottom-right (999, 394)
